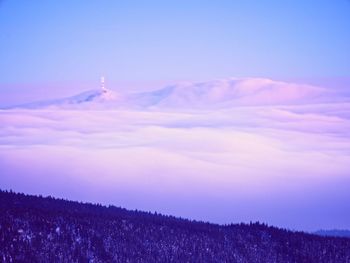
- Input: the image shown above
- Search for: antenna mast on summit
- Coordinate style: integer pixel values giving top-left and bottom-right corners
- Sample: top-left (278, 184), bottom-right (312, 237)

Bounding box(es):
top-left (101, 76), bottom-right (106, 93)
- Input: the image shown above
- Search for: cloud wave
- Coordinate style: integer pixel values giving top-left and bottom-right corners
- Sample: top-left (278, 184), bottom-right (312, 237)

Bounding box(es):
top-left (1, 78), bottom-right (350, 231)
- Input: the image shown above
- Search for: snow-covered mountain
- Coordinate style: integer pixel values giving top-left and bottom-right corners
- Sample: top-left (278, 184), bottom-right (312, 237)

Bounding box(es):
top-left (134, 78), bottom-right (328, 108)
top-left (6, 78), bottom-right (330, 110)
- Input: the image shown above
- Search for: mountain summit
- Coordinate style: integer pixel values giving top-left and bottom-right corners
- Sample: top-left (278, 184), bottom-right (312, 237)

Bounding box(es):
top-left (133, 78), bottom-right (327, 108)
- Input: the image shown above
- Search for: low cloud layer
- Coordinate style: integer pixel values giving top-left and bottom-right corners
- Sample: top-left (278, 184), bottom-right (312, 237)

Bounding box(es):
top-left (1, 79), bottom-right (350, 231)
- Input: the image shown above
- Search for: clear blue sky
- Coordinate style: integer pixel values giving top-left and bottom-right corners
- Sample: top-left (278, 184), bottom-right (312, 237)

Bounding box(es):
top-left (0, 0), bottom-right (350, 92)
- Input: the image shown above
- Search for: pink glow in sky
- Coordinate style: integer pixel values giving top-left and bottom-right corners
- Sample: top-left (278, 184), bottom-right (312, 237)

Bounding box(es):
top-left (1, 0), bottom-right (350, 233)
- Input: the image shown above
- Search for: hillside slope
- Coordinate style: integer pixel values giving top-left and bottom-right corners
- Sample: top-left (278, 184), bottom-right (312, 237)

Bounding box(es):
top-left (1, 190), bottom-right (349, 262)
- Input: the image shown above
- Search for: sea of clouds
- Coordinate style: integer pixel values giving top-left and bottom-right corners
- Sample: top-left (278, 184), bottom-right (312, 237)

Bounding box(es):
top-left (1, 78), bottom-right (350, 231)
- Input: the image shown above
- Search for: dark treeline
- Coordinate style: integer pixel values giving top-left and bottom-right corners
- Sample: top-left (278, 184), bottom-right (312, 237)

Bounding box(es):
top-left (1, 189), bottom-right (349, 263)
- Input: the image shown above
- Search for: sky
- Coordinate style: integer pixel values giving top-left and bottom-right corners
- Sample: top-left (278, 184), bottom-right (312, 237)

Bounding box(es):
top-left (1, 0), bottom-right (350, 105)
top-left (1, 1), bottom-right (350, 231)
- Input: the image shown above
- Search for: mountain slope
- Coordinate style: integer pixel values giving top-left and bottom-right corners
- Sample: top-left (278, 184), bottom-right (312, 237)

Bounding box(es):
top-left (1, 190), bottom-right (350, 263)
top-left (9, 88), bottom-right (122, 110)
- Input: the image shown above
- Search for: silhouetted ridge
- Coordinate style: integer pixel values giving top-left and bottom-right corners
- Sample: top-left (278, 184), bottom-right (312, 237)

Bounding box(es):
top-left (1, 189), bottom-right (350, 262)
top-left (315, 229), bottom-right (350, 238)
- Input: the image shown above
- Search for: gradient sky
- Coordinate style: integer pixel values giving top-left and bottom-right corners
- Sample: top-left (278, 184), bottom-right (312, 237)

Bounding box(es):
top-left (1, 1), bottom-right (350, 231)
top-left (1, 0), bottom-right (350, 88)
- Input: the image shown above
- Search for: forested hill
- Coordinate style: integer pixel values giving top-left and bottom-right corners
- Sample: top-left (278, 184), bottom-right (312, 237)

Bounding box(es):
top-left (1, 190), bottom-right (349, 263)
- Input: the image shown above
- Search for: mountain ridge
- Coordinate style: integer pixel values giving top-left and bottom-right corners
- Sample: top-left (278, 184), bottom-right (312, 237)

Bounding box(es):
top-left (3, 78), bottom-right (332, 110)
top-left (314, 229), bottom-right (350, 238)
